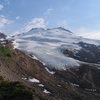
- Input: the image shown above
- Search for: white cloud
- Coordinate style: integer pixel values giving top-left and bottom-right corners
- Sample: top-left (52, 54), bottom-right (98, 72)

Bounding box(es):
top-left (13, 8), bottom-right (53, 35)
top-left (23, 18), bottom-right (46, 32)
top-left (43, 8), bottom-right (54, 19)
top-left (76, 27), bottom-right (100, 40)
top-left (78, 31), bottom-right (100, 40)
top-left (16, 16), bottom-right (20, 20)
top-left (13, 18), bottom-right (46, 35)
top-left (0, 15), bottom-right (13, 31)
top-left (76, 27), bottom-right (87, 33)
top-left (0, 4), bottom-right (4, 10)
top-left (46, 8), bottom-right (53, 15)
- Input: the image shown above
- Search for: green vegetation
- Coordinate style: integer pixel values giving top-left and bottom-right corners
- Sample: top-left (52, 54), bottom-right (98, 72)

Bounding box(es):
top-left (0, 45), bottom-right (11, 57)
top-left (0, 44), bottom-right (43, 100)
top-left (0, 81), bottom-right (33, 100)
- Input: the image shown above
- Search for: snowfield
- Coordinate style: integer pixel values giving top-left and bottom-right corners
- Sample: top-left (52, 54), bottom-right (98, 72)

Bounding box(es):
top-left (28, 78), bottom-right (40, 83)
top-left (10, 27), bottom-right (100, 70)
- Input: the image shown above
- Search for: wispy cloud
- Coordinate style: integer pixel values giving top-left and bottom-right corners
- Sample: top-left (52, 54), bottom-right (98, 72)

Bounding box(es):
top-left (16, 16), bottom-right (20, 20)
top-left (23, 18), bottom-right (46, 31)
top-left (0, 15), bottom-right (13, 31)
top-left (45, 8), bottom-right (53, 15)
top-left (78, 31), bottom-right (100, 40)
top-left (13, 18), bottom-right (46, 34)
top-left (43, 8), bottom-right (54, 19)
top-left (0, 4), bottom-right (4, 10)
top-left (76, 27), bottom-right (100, 40)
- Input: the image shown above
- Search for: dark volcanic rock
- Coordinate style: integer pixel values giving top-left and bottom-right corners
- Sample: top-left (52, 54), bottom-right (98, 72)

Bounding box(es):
top-left (0, 32), bottom-right (6, 39)
top-left (63, 42), bottom-right (100, 63)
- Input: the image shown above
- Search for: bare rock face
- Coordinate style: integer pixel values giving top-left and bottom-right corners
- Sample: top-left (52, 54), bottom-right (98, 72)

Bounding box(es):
top-left (63, 42), bottom-right (100, 63)
top-left (0, 32), bottom-right (6, 39)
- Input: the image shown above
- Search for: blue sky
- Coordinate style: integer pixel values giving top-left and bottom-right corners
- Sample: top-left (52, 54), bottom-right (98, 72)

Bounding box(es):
top-left (0, 0), bottom-right (100, 39)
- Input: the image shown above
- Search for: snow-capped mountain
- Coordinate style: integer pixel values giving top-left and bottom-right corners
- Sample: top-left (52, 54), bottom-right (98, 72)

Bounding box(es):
top-left (0, 29), bottom-right (100, 100)
top-left (10, 27), bottom-right (100, 70)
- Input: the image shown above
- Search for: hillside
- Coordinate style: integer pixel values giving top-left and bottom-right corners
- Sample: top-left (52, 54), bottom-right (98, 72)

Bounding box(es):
top-left (0, 29), bottom-right (99, 100)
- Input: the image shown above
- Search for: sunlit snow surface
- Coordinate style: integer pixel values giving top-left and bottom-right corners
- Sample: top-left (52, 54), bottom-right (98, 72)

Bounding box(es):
top-left (10, 28), bottom-right (100, 69)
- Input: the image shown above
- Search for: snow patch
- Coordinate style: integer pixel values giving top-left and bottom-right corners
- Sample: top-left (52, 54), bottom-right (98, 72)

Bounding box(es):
top-left (45, 67), bottom-right (55, 74)
top-left (30, 54), bottom-right (46, 66)
top-left (71, 83), bottom-right (80, 87)
top-left (0, 41), bottom-right (6, 44)
top-left (28, 78), bottom-right (40, 83)
top-left (0, 38), bottom-right (5, 41)
top-left (32, 55), bottom-right (40, 60)
top-left (22, 77), bottom-right (27, 80)
top-left (38, 84), bottom-right (44, 87)
top-left (43, 89), bottom-right (50, 94)
top-left (12, 40), bottom-right (19, 49)
top-left (85, 88), bottom-right (96, 92)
